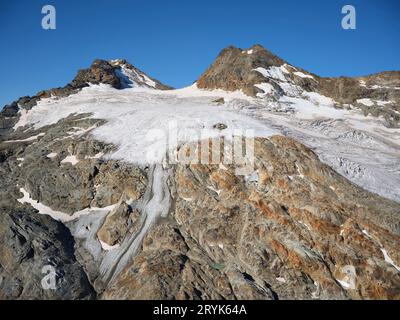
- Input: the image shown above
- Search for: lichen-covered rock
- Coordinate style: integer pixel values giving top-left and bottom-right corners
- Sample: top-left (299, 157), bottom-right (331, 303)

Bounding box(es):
top-left (102, 136), bottom-right (400, 300)
top-left (103, 222), bottom-right (276, 300)
top-left (91, 162), bottom-right (147, 208)
top-left (97, 200), bottom-right (141, 246)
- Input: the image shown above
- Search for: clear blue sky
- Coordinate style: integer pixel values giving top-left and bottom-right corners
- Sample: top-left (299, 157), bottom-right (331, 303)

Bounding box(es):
top-left (0, 0), bottom-right (399, 108)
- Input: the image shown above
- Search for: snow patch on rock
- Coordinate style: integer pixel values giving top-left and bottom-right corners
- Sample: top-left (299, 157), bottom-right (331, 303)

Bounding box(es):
top-left (61, 155), bottom-right (79, 166)
top-left (17, 188), bottom-right (116, 223)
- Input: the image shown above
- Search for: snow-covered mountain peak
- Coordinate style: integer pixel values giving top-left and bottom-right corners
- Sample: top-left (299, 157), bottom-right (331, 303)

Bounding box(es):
top-left (71, 58), bottom-right (172, 90)
top-left (109, 59), bottom-right (172, 90)
top-left (197, 44), bottom-right (400, 128)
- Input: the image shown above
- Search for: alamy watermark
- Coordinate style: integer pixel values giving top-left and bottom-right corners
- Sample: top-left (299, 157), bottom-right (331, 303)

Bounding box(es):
top-left (41, 265), bottom-right (57, 290)
top-left (339, 265), bottom-right (357, 289)
top-left (145, 120), bottom-right (255, 176)
top-left (341, 5), bottom-right (356, 30)
top-left (41, 5), bottom-right (56, 30)
top-left (41, 5), bottom-right (356, 31)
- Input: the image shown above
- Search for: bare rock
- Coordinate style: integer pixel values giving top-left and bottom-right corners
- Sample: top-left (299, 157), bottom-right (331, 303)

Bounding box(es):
top-left (97, 201), bottom-right (141, 246)
top-left (0, 206), bottom-right (95, 299)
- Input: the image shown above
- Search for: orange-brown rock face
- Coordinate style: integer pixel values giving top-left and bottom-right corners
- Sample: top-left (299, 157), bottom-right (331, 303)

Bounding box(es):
top-left (197, 45), bottom-right (286, 97)
top-left (104, 136), bottom-right (400, 300)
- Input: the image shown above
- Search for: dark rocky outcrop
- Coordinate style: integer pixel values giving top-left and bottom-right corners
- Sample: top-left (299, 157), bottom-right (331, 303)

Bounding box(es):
top-left (0, 206), bottom-right (95, 299)
top-left (71, 59), bottom-right (122, 89)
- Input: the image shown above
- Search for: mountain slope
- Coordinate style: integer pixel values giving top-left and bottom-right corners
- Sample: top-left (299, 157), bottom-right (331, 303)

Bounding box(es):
top-left (0, 48), bottom-right (399, 300)
top-left (104, 136), bottom-right (400, 300)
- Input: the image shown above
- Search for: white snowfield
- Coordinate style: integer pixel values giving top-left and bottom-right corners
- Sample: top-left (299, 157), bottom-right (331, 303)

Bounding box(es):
top-left (61, 155), bottom-right (79, 165)
top-left (12, 65), bottom-right (400, 203)
top-left (294, 71), bottom-right (314, 79)
top-left (3, 132), bottom-right (45, 143)
top-left (17, 187), bottom-right (116, 222)
top-left (13, 84), bottom-right (276, 165)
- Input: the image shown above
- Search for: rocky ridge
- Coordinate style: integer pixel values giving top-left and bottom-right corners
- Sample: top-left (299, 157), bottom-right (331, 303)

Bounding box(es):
top-left (198, 45), bottom-right (400, 127)
top-left (0, 59), bottom-right (172, 137)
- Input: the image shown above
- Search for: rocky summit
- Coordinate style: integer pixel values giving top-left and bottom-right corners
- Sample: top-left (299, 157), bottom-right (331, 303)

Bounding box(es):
top-left (198, 45), bottom-right (400, 127)
top-left (0, 45), bottom-right (399, 300)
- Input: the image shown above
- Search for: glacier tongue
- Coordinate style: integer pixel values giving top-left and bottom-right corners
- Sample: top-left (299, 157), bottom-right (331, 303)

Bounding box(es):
top-left (99, 164), bottom-right (171, 284)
